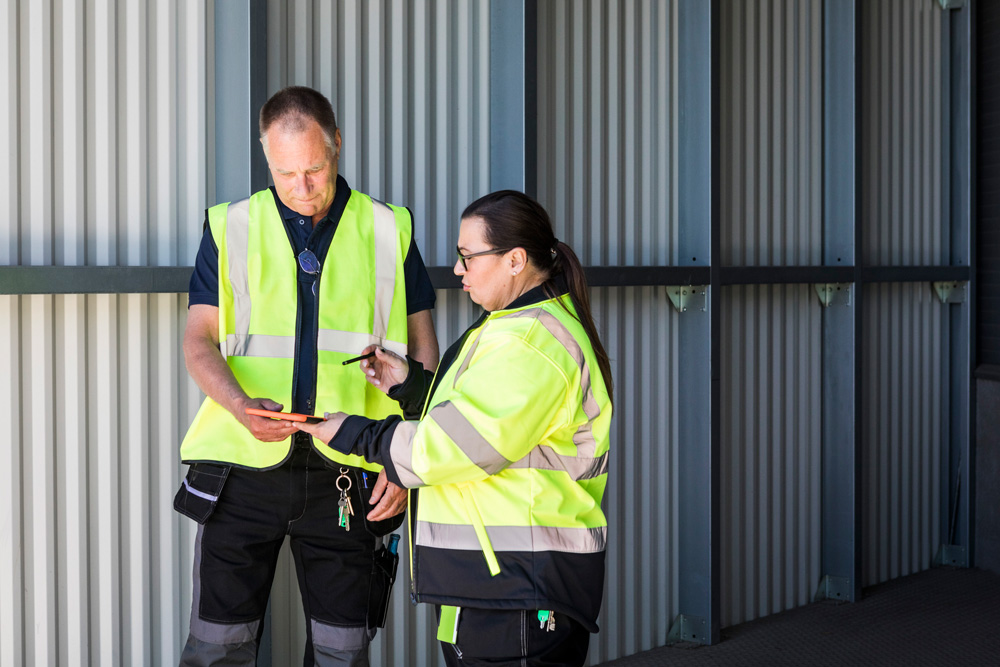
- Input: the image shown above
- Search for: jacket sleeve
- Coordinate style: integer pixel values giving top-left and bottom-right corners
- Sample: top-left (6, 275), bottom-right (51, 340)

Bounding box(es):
top-left (375, 332), bottom-right (572, 488)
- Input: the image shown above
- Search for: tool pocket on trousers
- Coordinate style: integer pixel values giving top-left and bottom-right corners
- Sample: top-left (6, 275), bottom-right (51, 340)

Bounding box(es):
top-left (351, 469), bottom-right (406, 538)
top-left (367, 537), bottom-right (400, 630)
top-left (173, 462), bottom-right (231, 524)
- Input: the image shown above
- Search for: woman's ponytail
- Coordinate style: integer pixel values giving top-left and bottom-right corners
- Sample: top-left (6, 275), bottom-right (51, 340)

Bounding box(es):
top-left (547, 242), bottom-right (614, 405)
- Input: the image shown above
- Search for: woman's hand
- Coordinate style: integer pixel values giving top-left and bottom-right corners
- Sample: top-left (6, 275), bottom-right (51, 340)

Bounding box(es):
top-left (294, 411), bottom-right (348, 443)
top-left (358, 345), bottom-right (409, 394)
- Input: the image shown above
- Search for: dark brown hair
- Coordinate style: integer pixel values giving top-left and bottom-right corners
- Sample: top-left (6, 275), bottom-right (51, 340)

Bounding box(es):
top-left (259, 86), bottom-right (338, 153)
top-left (462, 190), bottom-right (614, 404)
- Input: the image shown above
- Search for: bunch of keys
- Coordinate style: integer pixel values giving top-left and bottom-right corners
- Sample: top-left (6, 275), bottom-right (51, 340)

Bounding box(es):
top-left (336, 467), bottom-right (354, 531)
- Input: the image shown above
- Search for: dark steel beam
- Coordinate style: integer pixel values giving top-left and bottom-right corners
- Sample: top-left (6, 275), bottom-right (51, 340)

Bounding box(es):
top-left (667, 0), bottom-right (721, 646)
top-left (818, 0), bottom-right (862, 605)
top-left (489, 0), bottom-right (538, 197)
top-left (214, 0), bottom-right (269, 204)
top-left (721, 266), bottom-right (855, 285)
top-left (0, 266), bottom-right (192, 295)
top-left (942, 0), bottom-right (974, 569)
top-left (859, 265), bottom-right (970, 283)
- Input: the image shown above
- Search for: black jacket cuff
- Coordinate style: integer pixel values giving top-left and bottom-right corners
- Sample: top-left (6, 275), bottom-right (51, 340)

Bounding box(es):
top-left (387, 355), bottom-right (435, 419)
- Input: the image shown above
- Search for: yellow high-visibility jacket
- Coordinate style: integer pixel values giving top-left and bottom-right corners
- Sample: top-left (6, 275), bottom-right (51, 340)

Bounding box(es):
top-left (335, 287), bottom-right (612, 631)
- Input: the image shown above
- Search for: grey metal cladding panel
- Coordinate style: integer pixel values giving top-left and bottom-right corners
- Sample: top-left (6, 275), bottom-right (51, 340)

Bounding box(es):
top-left (861, 283), bottom-right (945, 588)
top-left (265, 0), bottom-right (491, 268)
top-left (719, 0), bottom-right (823, 267)
top-left (535, 0), bottom-right (680, 268)
top-left (4, 1), bottom-right (209, 269)
top-left (588, 287), bottom-right (680, 664)
top-left (719, 285), bottom-right (822, 628)
top-left (0, 293), bottom-right (200, 666)
top-left (860, 0), bottom-right (945, 266)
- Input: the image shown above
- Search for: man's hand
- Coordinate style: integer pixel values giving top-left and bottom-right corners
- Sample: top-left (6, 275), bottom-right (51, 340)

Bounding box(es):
top-left (238, 397), bottom-right (298, 442)
top-left (366, 470), bottom-right (407, 521)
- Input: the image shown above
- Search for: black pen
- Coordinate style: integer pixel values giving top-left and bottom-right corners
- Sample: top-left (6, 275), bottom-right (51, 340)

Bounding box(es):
top-left (342, 350), bottom-right (377, 366)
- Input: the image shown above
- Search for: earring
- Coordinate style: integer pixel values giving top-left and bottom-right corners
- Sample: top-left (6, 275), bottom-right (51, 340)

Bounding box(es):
top-left (511, 270), bottom-right (518, 276)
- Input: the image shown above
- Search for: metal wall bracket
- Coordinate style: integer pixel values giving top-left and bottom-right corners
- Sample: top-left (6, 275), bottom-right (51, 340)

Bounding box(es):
top-left (667, 614), bottom-right (708, 645)
top-left (813, 575), bottom-right (852, 602)
top-left (932, 281), bottom-right (968, 304)
top-left (934, 544), bottom-right (968, 567)
top-left (814, 283), bottom-right (852, 308)
top-left (665, 285), bottom-right (708, 313)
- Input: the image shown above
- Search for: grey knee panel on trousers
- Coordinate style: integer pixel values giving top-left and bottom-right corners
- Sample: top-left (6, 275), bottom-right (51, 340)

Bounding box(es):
top-left (179, 635), bottom-right (258, 667)
top-left (312, 619), bottom-right (372, 666)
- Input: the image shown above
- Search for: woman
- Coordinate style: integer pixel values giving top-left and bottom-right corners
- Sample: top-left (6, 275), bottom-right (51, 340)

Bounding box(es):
top-left (297, 190), bottom-right (614, 666)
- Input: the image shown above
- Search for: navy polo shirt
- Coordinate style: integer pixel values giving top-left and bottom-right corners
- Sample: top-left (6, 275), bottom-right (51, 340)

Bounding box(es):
top-left (189, 175), bottom-right (436, 416)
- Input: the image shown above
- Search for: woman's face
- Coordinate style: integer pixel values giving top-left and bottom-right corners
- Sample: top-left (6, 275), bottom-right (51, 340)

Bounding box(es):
top-left (454, 216), bottom-right (515, 312)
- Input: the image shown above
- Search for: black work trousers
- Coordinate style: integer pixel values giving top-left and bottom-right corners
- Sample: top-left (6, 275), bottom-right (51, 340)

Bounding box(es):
top-left (439, 607), bottom-right (590, 667)
top-left (181, 445), bottom-right (376, 666)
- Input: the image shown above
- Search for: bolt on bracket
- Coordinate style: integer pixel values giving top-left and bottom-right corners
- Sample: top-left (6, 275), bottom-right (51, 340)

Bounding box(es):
top-left (814, 283), bottom-right (852, 308)
top-left (665, 285), bottom-right (707, 313)
top-left (932, 281), bottom-right (967, 304)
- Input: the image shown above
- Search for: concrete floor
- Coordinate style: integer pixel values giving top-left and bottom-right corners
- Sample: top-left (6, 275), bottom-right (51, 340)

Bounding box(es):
top-left (597, 567), bottom-right (1000, 666)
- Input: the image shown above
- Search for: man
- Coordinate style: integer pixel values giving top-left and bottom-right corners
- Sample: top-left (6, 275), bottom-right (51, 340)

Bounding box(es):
top-left (175, 86), bottom-right (439, 666)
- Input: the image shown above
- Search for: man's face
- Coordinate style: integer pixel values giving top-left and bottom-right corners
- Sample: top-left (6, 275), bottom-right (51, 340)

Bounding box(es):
top-left (263, 118), bottom-right (341, 224)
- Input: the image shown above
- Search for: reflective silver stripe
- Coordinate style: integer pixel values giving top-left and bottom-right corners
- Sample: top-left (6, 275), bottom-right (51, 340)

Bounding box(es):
top-left (310, 619), bottom-right (369, 651)
top-left (370, 198), bottom-right (398, 345)
top-left (225, 199), bottom-right (252, 359)
top-left (497, 308), bottom-right (602, 457)
top-left (183, 478), bottom-right (220, 503)
top-left (316, 328), bottom-right (407, 358)
top-left (225, 333), bottom-right (296, 359)
top-left (224, 331), bottom-right (406, 359)
top-left (189, 524), bottom-right (261, 644)
top-left (388, 420), bottom-right (425, 487)
top-left (429, 400), bottom-right (512, 475)
top-left (453, 326), bottom-right (486, 387)
top-left (507, 447), bottom-right (609, 481)
top-left (415, 521), bottom-right (606, 554)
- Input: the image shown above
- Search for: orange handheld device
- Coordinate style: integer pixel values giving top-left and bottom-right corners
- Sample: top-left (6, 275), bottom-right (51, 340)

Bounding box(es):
top-left (245, 408), bottom-right (326, 424)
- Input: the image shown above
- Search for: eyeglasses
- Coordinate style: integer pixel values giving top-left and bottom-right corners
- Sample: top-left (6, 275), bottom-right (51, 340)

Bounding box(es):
top-left (456, 246), bottom-right (512, 270)
top-left (298, 249), bottom-right (321, 297)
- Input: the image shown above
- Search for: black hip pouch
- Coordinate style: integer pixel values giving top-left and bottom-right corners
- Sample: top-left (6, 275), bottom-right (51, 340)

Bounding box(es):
top-left (173, 462), bottom-right (231, 524)
top-left (352, 469), bottom-right (406, 537)
top-left (367, 535), bottom-right (401, 629)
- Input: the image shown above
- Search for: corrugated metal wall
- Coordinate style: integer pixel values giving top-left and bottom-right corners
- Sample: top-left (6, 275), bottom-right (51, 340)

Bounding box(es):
top-left (2, 0), bottom-right (209, 268)
top-left (860, 0), bottom-right (945, 266)
top-left (0, 294), bottom-right (201, 666)
top-left (590, 287), bottom-right (680, 663)
top-left (265, 0), bottom-right (491, 265)
top-left (717, 0), bottom-right (824, 628)
top-left (719, 285), bottom-right (823, 628)
top-left (1, 1), bottom-right (208, 665)
top-left (720, 0), bottom-right (823, 267)
top-left (861, 283), bottom-right (946, 588)
top-left (536, 0), bottom-right (680, 267)
top-left (859, 0), bottom-right (950, 588)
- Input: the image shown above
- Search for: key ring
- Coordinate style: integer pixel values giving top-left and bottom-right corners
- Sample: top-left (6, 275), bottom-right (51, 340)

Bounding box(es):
top-left (336, 467), bottom-right (352, 492)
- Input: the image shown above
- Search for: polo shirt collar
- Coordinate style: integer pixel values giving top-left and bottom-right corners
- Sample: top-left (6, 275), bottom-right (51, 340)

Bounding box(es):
top-left (271, 174), bottom-right (353, 226)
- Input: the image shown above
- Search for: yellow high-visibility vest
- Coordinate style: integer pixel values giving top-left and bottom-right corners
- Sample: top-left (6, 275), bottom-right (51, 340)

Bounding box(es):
top-left (181, 187), bottom-right (412, 470)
